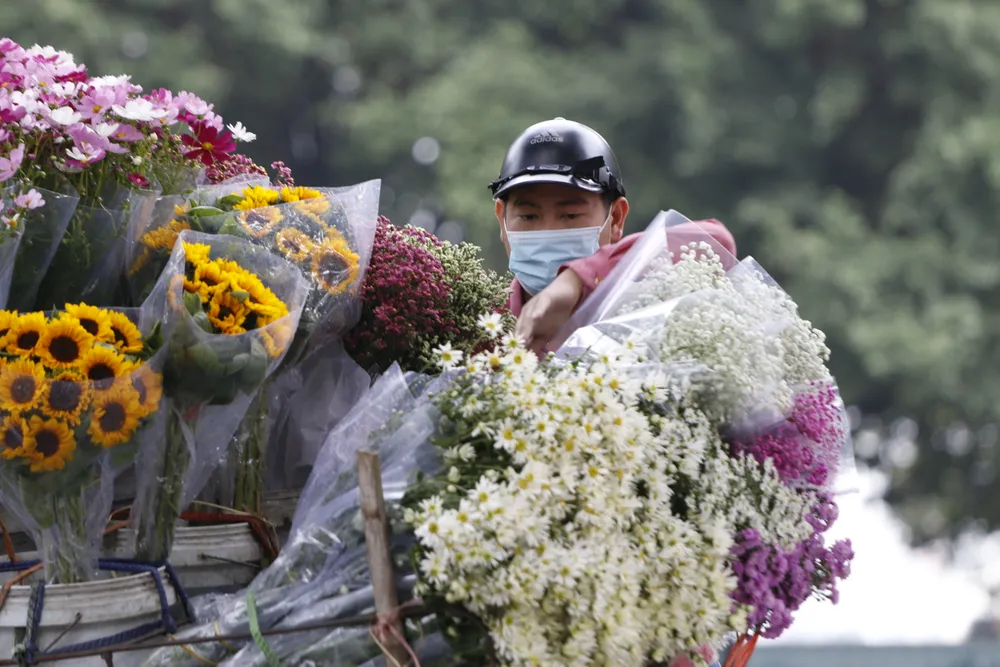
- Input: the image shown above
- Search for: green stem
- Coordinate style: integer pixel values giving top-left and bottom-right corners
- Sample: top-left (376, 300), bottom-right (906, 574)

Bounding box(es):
top-left (135, 405), bottom-right (190, 562)
top-left (37, 493), bottom-right (91, 584)
top-left (234, 386), bottom-right (269, 514)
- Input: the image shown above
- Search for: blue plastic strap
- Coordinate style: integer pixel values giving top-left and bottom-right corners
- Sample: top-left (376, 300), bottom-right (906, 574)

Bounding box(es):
top-left (16, 558), bottom-right (193, 661)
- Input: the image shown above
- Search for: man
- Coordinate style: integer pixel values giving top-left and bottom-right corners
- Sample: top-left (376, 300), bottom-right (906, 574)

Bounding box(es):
top-left (489, 118), bottom-right (737, 354)
top-left (490, 118), bottom-right (735, 667)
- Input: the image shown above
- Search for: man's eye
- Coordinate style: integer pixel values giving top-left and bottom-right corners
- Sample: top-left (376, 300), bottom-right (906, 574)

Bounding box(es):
top-left (564, 214), bottom-right (583, 220)
top-left (519, 214), bottom-right (537, 221)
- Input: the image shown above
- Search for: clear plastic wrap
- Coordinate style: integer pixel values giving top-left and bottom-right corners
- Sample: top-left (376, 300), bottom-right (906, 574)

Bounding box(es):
top-left (2, 183), bottom-right (80, 312)
top-left (263, 339), bottom-right (373, 491)
top-left (0, 306), bottom-right (165, 583)
top-left (34, 186), bottom-right (162, 309)
top-left (131, 230), bottom-right (309, 563)
top-left (556, 209), bottom-right (858, 494)
top-left (126, 177), bottom-right (271, 306)
top-left (141, 365), bottom-right (446, 667)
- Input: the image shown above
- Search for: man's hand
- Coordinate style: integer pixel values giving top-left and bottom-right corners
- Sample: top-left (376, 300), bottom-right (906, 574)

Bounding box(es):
top-left (514, 269), bottom-right (584, 355)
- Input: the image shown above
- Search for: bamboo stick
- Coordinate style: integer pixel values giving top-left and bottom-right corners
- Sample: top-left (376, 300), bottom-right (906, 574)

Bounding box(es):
top-left (357, 451), bottom-right (409, 667)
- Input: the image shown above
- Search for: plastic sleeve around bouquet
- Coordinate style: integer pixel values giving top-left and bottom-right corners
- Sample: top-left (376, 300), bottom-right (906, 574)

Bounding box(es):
top-left (0, 307), bottom-right (165, 583)
top-left (205, 181), bottom-right (380, 359)
top-left (34, 186), bottom-right (162, 308)
top-left (140, 365), bottom-right (445, 667)
top-left (262, 339), bottom-right (373, 491)
top-left (126, 177), bottom-right (271, 305)
top-left (554, 209), bottom-right (742, 349)
top-left (1, 183), bottom-right (80, 312)
top-left (131, 230), bottom-right (309, 563)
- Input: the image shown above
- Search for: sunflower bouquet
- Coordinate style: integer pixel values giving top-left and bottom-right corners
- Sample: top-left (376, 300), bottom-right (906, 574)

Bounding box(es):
top-left (0, 305), bottom-right (162, 583)
top-left (131, 230), bottom-right (308, 562)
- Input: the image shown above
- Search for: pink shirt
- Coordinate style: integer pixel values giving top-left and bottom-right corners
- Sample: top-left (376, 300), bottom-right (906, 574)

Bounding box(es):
top-left (507, 218), bottom-right (737, 316)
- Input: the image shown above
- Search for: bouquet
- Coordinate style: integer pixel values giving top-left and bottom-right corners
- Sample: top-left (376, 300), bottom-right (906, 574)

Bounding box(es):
top-left (0, 305), bottom-right (162, 583)
top-left (0, 38), bottom-right (253, 310)
top-left (131, 230), bottom-right (308, 562)
top-left (344, 216), bottom-right (513, 375)
top-left (132, 179), bottom-right (380, 514)
top-left (143, 213), bottom-right (855, 666)
top-left (263, 216), bottom-right (512, 495)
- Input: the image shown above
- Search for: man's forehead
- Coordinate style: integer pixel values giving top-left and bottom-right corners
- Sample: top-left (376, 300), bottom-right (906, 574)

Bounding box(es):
top-left (508, 184), bottom-right (598, 207)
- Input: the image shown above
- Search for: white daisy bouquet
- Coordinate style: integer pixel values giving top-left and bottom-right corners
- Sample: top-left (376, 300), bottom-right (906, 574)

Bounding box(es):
top-left (141, 213), bottom-right (856, 666)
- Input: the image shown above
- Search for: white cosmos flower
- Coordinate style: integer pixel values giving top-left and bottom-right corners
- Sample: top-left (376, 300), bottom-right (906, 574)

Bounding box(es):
top-left (48, 106), bottom-right (81, 126)
top-left (227, 121), bottom-right (256, 142)
top-left (112, 98), bottom-right (158, 121)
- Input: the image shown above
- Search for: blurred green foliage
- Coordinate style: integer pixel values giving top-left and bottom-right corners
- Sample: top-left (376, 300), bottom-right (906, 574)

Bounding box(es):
top-left (4, 0), bottom-right (1000, 544)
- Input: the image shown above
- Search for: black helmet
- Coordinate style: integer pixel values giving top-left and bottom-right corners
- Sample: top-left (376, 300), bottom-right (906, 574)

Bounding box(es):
top-left (488, 118), bottom-right (626, 200)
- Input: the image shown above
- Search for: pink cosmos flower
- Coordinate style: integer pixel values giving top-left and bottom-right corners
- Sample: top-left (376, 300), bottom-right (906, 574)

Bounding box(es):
top-left (127, 173), bottom-right (150, 188)
top-left (0, 143), bottom-right (25, 182)
top-left (0, 39), bottom-right (21, 57)
top-left (109, 123), bottom-right (144, 143)
top-left (65, 143), bottom-right (105, 166)
top-left (78, 87), bottom-right (118, 121)
top-left (13, 189), bottom-right (44, 210)
top-left (182, 120), bottom-right (236, 165)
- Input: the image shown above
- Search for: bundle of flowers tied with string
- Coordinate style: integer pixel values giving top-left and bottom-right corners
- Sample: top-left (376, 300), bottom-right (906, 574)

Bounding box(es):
top-left (0, 37), bottom-right (255, 311)
top-left (0, 304), bottom-right (162, 583)
top-left (130, 230), bottom-right (308, 563)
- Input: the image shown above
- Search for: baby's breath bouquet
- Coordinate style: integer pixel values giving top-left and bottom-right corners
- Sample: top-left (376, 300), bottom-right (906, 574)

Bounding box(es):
top-left (0, 306), bottom-right (162, 582)
top-left (131, 230), bottom-right (308, 562)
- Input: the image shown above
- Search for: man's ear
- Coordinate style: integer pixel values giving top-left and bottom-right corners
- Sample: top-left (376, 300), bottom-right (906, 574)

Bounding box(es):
top-left (609, 197), bottom-right (629, 243)
top-left (495, 198), bottom-right (511, 253)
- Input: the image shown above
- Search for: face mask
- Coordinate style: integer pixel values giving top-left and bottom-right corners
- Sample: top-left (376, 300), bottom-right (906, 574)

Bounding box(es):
top-left (506, 211), bottom-right (611, 295)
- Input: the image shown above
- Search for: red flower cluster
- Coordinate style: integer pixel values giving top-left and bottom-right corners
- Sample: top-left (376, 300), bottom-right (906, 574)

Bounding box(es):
top-left (205, 153), bottom-right (268, 184)
top-left (344, 217), bottom-right (458, 373)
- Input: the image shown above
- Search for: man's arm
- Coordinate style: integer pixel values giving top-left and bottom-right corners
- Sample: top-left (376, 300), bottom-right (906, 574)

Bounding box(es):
top-left (561, 218), bottom-right (737, 303)
top-left (514, 219), bottom-right (738, 354)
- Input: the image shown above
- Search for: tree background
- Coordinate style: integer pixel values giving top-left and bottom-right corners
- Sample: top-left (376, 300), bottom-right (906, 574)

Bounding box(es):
top-left (4, 0), bottom-right (1000, 548)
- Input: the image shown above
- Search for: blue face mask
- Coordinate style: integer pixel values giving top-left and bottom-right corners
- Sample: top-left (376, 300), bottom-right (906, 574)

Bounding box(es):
top-left (505, 212), bottom-right (611, 295)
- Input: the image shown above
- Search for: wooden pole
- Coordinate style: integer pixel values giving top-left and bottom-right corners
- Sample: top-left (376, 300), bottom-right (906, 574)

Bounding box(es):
top-left (357, 451), bottom-right (409, 667)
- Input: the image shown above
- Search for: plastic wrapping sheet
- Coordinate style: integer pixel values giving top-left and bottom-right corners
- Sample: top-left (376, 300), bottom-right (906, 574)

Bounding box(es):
top-left (131, 230), bottom-right (309, 562)
top-left (556, 210), bottom-right (858, 494)
top-left (0, 306), bottom-right (165, 582)
top-left (141, 366), bottom-right (446, 666)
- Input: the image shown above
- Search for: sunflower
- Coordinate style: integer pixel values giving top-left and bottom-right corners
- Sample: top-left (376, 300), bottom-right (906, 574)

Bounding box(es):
top-left (39, 370), bottom-right (90, 424)
top-left (295, 197), bottom-right (331, 217)
top-left (129, 247), bottom-right (152, 275)
top-left (140, 219), bottom-right (189, 251)
top-left (232, 185), bottom-right (280, 212)
top-left (183, 242), bottom-right (212, 267)
top-left (129, 366), bottom-right (163, 417)
top-left (208, 290), bottom-right (251, 333)
top-left (63, 304), bottom-right (112, 340)
top-left (279, 186), bottom-right (322, 203)
top-left (104, 312), bottom-right (144, 355)
top-left (261, 321), bottom-right (294, 359)
top-left (78, 346), bottom-right (127, 391)
top-left (275, 227), bottom-right (314, 262)
top-left (185, 261), bottom-right (232, 302)
top-left (238, 207), bottom-right (283, 239)
top-left (0, 310), bottom-right (18, 347)
top-left (310, 231), bottom-right (361, 295)
top-left (88, 384), bottom-right (143, 447)
top-left (24, 416), bottom-right (76, 472)
top-left (6, 312), bottom-right (48, 357)
top-left (37, 317), bottom-right (94, 369)
top-left (0, 358), bottom-right (45, 412)
top-left (166, 274), bottom-right (186, 313)
top-left (0, 416), bottom-right (31, 460)
top-left (229, 271), bottom-right (288, 316)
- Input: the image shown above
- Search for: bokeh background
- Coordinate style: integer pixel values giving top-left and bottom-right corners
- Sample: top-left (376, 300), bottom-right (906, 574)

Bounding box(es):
top-left (5, 0), bottom-right (1000, 662)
